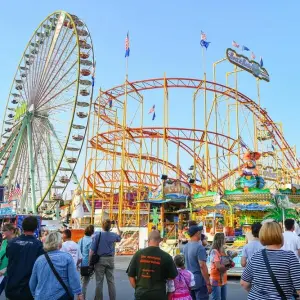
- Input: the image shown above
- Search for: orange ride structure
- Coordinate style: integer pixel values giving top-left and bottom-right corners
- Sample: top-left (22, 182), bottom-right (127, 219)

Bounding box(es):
top-left (82, 48), bottom-right (300, 236)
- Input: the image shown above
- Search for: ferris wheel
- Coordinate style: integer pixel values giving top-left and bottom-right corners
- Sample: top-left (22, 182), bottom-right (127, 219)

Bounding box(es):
top-left (0, 11), bottom-right (94, 213)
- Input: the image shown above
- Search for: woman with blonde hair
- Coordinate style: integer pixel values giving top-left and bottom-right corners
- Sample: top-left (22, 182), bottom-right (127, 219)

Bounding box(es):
top-left (241, 221), bottom-right (300, 299)
top-left (30, 231), bottom-right (84, 300)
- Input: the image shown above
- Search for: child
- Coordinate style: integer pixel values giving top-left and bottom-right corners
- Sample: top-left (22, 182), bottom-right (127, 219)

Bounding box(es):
top-left (167, 255), bottom-right (195, 300)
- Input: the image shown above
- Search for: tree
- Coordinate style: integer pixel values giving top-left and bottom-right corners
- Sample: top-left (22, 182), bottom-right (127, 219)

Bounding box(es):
top-left (264, 198), bottom-right (297, 222)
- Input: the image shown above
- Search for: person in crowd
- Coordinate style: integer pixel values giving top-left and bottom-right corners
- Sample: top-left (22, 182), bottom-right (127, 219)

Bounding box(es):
top-left (241, 223), bottom-right (264, 267)
top-left (78, 225), bottom-right (94, 298)
top-left (209, 233), bottom-right (229, 300)
top-left (240, 221), bottom-right (300, 299)
top-left (0, 224), bottom-right (16, 295)
top-left (5, 216), bottom-right (44, 300)
top-left (167, 254), bottom-right (195, 300)
top-left (183, 225), bottom-right (211, 300)
top-left (89, 219), bottom-right (122, 300)
top-left (127, 230), bottom-right (178, 300)
top-left (41, 229), bottom-right (49, 243)
top-left (30, 231), bottom-right (84, 300)
top-left (61, 229), bottom-right (82, 268)
top-left (282, 219), bottom-right (300, 261)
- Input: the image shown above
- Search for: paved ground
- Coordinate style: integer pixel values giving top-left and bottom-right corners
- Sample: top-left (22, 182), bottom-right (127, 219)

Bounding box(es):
top-left (0, 256), bottom-right (248, 299)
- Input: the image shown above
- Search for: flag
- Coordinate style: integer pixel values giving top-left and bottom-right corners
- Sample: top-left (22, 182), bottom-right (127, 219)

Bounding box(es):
top-left (109, 98), bottom-right (113, 108)
top-left (125, 31), bottom-right (130, 57)
top-left (260, 57), bottom-right (263, 67)
top-left (148, 105), bottom-right (155, 114)
top-left (201, 31), bottom-right (207, 41)
top-left (242, 45), bottom-right (250, 51)
top-left (91, 62), bottom-right (96, 87)
top-left (152, 112), bottom-right (156, 121)
top-left (271, 140), bottom-right (275, 151)
top-left (251, 52), bottom-right (256, 60)
top-left (200, 31), bottom-right (210, 49)
top-left (8, 183), bottom-right (22, 202)
top-left (238, 135), bottom-right (248, 149)
top-left (232, 41), bottom-right (239, 48)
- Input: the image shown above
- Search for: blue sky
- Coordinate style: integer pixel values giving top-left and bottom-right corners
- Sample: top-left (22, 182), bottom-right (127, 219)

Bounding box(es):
top-left (0, 1), bottom-right (299, 186)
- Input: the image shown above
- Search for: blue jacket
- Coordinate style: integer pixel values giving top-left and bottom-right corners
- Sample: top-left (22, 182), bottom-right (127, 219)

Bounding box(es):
top-left (30, 250), bottom-right (82, 300)
top-left (5, 234), bottom-right (44, 300)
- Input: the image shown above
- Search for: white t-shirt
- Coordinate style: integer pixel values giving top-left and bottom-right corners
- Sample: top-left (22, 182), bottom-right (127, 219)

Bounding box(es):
top-left (282, 231), bottom-right (300, 261)
top-left (61, 240), bottom-right (82, 264)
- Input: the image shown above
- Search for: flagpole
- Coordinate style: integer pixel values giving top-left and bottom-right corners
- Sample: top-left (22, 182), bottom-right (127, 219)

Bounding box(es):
top-left (202, 44), bottom-right (209, 193)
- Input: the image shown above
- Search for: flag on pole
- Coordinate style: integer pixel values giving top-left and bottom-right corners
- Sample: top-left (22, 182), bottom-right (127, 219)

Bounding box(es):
top-left (91, 62), bottom-right (96, 87)
top-left (251, 52), bottom-right (256, 60)
top-left (238, 135), bottom-right (248, 149)
top-left (271, 140), bottom-right (275, 151)
top-left (125, 32), bottom-right (130, 57)
top-left (148, 105), bottom-right (155, 114)
top-left (260, 57), bottom-right (263, 67)
top-left (8, 183), bottom-right (22, 202)
top-left (242, 45), bottom-right (250, 51)
top-left (232, 41), bottom-right (240, 48)
top-left (149, 105), bottom-right (156, 120)
top-left (200, 31), bottom-right (210, 49)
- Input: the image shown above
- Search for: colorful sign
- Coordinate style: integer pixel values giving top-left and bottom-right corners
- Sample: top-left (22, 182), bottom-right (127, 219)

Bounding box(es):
top-left (163, 180), bottom-right (191, 200)
top-left (226, 48), bottom-right (270, 82)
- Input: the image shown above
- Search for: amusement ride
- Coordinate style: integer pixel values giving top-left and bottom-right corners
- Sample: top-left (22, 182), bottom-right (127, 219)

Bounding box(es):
top-left (0, 11), bottom-right (94, 215)
top-left (1, 11), bottom-right (300, 261)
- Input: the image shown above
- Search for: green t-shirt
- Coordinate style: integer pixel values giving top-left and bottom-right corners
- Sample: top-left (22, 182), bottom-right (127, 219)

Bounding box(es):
top-left (127, 246), bottom-right (178, 300)
top-left (0, 239), bottom-right (8, 274)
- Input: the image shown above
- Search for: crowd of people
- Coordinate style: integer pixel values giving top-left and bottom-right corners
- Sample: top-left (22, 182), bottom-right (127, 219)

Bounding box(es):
top-left (127, 219), bottom-right (300, 300)
top-left (0, 216), bottom-right (122, 300)
top-left (0, 216), bottom-right (299, 300)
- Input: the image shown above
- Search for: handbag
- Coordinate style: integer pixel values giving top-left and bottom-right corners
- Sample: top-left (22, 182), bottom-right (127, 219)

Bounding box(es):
top-left (262, 249), bottom-right (287, 300)
top-left (90, 232), bottom-right (101, 266)
top-left (80, 239), bottom-right (93, 277)
top-left (44, 253), bottom-right (73, 300)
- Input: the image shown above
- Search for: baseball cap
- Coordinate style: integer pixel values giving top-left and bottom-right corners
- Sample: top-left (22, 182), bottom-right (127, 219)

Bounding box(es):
top-left (188, 225), bottom-right (203, 237)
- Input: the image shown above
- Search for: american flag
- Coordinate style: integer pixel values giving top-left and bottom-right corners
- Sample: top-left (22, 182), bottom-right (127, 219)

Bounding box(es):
top-left (148, 105), bottom-right (155, 114)
top-left (125, 32), bottom-right (130, 57)
top-left (201, 31), bottom-right (207, 41)
top-left (8, 183), bottom-right (22, 202)
top-left (251, 52), bottom-right (256, 60)
top-left (232, 40), bottom-right (239, 48)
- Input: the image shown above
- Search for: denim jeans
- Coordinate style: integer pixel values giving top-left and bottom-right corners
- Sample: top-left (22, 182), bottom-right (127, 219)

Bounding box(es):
top-left (191, 285), bottom-right (209, 300)
top-left (212, 284), bottom-right (227, 300)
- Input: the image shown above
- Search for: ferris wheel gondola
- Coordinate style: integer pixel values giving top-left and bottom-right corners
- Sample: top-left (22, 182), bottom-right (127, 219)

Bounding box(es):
top-left (0, 11), bottom-right (94, 212)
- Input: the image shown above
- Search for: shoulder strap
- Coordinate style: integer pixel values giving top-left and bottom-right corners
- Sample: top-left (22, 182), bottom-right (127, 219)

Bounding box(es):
top-left (95, 232), bottom-right (101, 252)
top-left (44, 253), bottom-right (72, 298)
top-left (261, 249), bottom-right (287, 300)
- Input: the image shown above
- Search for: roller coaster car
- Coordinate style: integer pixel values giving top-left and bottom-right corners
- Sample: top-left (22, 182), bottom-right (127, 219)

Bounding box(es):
top-left (63, 20), bottom-right (74, 29)
top-left (12, 99), bottom-right (18, 104)
top-left (8, 114), bottom-right (14, 119)
top-left (5, 128), bottom-right (11, 133)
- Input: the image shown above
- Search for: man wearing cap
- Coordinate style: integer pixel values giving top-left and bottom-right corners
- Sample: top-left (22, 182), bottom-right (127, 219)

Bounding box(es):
top-left (183, 225), bottom-right (211, 300)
